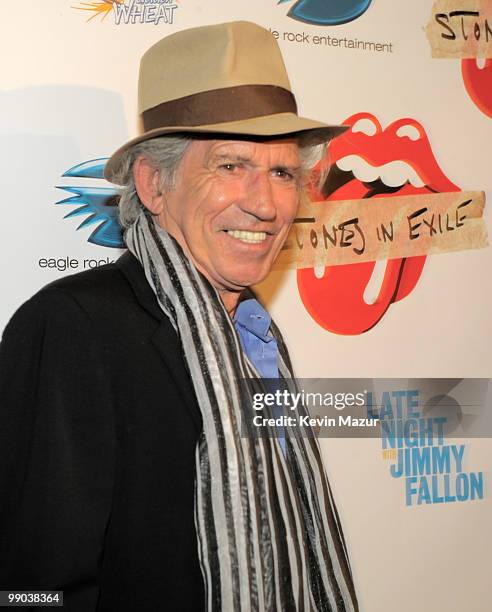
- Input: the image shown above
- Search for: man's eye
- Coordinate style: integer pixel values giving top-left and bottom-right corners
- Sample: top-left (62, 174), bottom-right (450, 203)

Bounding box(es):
top-left (220, 163), bottom-right (239, 172)
top-left (273, 169), bottom-right (294, 181)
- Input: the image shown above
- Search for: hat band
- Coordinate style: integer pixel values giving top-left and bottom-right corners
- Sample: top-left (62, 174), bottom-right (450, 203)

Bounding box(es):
top-left (142, 85), bottom-right (298, 131)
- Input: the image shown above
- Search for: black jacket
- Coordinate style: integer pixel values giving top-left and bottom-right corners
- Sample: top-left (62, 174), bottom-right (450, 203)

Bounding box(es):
top-left (0, 252), bottom-right (205, 611)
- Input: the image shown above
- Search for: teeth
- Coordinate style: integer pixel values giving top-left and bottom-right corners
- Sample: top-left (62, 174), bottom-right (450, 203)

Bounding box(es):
top-left (226, 230), bottom-right (267, 244)
top-left (336, 154), bottom-right (425, 189)
top-left (380, 161), bottom-right (425, 188)
top-left (336, 154), bottom-right (363, 174)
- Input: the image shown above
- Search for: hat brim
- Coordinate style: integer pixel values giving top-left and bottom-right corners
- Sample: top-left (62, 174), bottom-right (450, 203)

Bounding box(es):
top-left (104, 112), bottom-right (348, 184)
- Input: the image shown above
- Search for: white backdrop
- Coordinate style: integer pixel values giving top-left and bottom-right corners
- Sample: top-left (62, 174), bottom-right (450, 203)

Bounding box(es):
top-left (1, 1), bottom-right (491, 610)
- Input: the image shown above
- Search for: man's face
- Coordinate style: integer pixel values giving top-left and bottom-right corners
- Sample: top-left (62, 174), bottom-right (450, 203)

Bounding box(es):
top-left (156, 137), bottom-right (301, 293)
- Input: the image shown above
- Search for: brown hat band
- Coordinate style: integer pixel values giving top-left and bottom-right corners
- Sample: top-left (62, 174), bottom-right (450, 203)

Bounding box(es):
top-left (142, 84), bottom-right (298, 131)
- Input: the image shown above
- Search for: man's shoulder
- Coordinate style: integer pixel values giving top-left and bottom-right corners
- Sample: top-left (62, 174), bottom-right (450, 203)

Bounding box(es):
top-left (4, 252), bottom-right (161, 338)
top-left (42, 258), bottom-right (130, 309)
top-left (29, 257), bottom-right (131, 319)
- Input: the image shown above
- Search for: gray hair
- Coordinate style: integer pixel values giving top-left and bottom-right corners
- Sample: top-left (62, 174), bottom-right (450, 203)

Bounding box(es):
top-left (113, 134), bottom-right (326, 228)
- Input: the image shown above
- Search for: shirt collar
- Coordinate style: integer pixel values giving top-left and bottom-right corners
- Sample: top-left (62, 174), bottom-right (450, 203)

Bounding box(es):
top-left (234, 298), bottom-right (273, 342)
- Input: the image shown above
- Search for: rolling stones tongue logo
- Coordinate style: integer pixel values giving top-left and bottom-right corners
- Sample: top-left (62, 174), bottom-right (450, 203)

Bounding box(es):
top-left (461, 59), bottom-right (492, 118)
top-left (297, 112), bottom-right (460, 335)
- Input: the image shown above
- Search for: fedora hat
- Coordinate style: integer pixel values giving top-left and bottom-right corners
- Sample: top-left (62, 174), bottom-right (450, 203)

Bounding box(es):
top-left (105, 20), bottom-right (347, 183)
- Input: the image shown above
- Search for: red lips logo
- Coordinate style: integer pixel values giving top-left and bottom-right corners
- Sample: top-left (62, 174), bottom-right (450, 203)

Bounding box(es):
top-left (297, 112), bottom-right (460, 335)
top-left (461, 59), bottom-right (492, 118)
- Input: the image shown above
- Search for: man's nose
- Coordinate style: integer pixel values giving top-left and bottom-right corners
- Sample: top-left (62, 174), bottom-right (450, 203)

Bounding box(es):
top-left (240, 171), bottom-right (277, 222)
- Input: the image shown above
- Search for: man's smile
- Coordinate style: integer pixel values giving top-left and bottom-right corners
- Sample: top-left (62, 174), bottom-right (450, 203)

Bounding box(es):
top-left (224, 229), bottom-right (268, 244)
top-left (150, 137), bottom-right (300, 298)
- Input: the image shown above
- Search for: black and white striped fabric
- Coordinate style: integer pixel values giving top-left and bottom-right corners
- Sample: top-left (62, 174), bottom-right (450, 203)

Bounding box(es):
top-left (126, 210), bottom-right (358, 612)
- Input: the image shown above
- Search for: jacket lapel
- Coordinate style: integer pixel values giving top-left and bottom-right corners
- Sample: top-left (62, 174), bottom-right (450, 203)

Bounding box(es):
top-left (116, 251), bottom-right (202, 433)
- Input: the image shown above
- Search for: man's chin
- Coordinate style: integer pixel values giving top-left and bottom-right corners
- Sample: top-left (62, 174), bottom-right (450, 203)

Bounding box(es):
top-left (216, 269), bottom-right (271, 292)
top-left (234, 267), bottom-right (273, 288)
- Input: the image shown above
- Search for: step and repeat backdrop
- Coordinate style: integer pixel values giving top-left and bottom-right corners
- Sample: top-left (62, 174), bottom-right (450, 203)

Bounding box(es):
top-left (2, 1), bottom-right (491, 610)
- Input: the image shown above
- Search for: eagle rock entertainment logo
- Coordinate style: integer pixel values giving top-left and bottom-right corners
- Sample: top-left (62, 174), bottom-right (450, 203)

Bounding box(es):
top-left (278, 0), bottom-right (373, 26)
top-left (56, 158), bottom-right (124, 248)
top-left (73, 0), bottom-right (179, 25)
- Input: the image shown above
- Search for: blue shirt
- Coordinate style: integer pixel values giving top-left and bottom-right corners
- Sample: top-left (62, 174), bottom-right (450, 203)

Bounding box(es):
top-left (234, 298), bottom-right (279, 379)
top-left (234, 298), bottom-right (286, 453)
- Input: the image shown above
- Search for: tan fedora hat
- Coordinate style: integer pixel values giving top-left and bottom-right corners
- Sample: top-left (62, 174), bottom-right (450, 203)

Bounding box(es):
top-left (104, 20), bottom-right (347, 183)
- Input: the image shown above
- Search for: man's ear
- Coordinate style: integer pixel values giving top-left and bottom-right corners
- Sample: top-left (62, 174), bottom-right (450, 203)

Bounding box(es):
top-left (133, 156), bottom-right (164, 215)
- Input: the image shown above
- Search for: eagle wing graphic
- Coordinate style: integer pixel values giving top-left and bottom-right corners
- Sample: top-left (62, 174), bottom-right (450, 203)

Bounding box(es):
top-left (279, 0), bottom-right (372, 26)
top-left (56, 158), bottom-right (124, 249)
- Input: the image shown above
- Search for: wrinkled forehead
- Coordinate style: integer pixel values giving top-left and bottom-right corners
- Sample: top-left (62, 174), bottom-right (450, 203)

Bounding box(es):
top-left (183, 134), bottom-right (301, 165)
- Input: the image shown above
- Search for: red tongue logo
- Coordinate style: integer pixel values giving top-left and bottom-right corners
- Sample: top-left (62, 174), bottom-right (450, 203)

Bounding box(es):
top-left (296, 112), bottom-right (460, 335)
top-left (461, 59), bottom-right (492, 118)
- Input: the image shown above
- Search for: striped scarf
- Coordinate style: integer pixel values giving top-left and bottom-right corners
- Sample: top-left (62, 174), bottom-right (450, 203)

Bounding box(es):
top-left (126, 210), bottom-right (358, 612)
